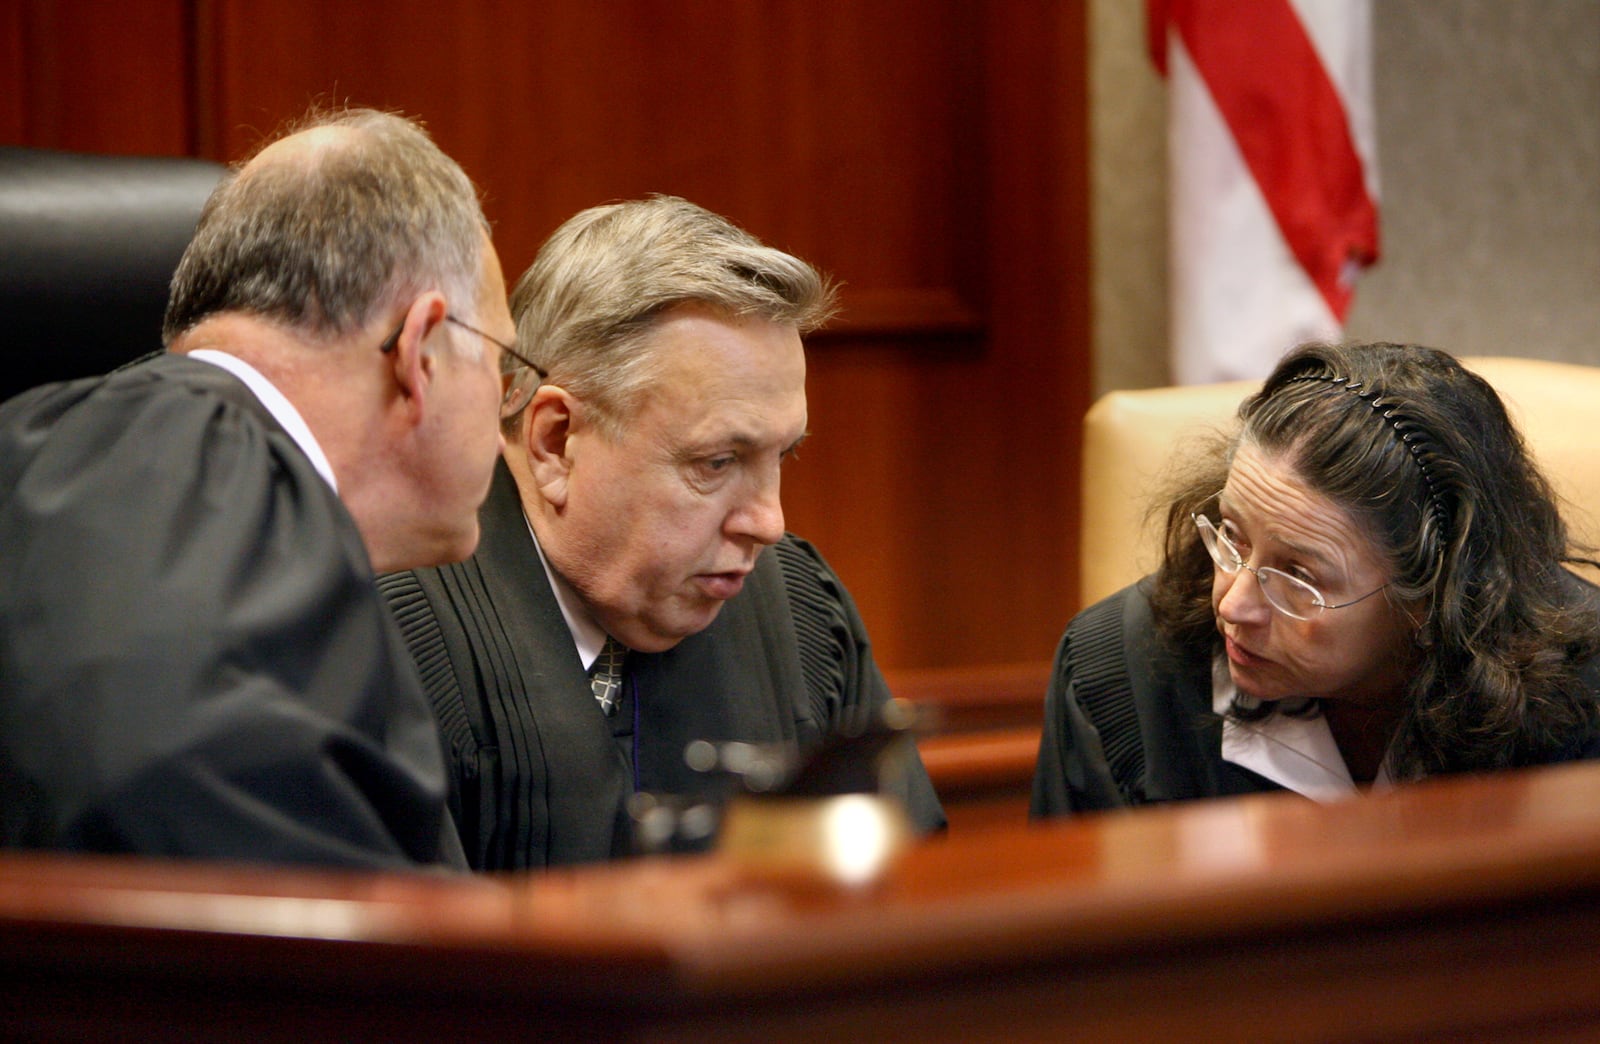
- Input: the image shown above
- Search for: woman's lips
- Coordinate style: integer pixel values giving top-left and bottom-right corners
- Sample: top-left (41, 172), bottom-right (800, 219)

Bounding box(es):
top-left (1224, 634), bottom-right (1268, 668)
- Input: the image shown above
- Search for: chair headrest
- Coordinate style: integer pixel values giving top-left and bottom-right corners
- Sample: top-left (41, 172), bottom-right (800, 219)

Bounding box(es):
top-left (0, 147), bottom-right (226, 404)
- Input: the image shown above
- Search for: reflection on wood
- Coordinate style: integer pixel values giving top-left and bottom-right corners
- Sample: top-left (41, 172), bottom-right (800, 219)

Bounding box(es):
top-left (7, 760), bottom-right (1600, 1040)
top-left (892, 661), bottom-right (1048, 833)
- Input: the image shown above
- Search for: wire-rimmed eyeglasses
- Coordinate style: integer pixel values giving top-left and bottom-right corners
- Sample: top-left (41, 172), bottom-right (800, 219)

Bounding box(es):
top-left (377, 313), bottom-right (546, 417)
top-left (1192, 511), bottom-right (1388, 621)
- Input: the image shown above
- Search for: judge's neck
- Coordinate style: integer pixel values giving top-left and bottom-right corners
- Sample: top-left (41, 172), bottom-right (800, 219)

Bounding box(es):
top-left (171, 314), bottom-right (395, 547)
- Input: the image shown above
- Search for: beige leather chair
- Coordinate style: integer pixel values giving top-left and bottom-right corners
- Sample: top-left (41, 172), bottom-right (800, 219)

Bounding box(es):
top-left (1080, 356), bottom-right (1600, 608)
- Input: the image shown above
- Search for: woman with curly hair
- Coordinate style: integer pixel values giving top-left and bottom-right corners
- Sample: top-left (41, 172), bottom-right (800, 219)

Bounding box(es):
top-left (1032, 342), bottom-right (1600, 815)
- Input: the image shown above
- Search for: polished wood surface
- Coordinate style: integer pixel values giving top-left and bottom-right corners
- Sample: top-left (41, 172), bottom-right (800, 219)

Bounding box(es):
top-left (887, 661), bottom-right (1051, 734)
top-left (8, 762), bottom-right (1600, 1040)
top-left (892, 661), bottom-right (1048, 830)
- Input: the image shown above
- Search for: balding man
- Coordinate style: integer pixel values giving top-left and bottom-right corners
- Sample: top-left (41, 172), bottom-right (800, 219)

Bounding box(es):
top-left (0, 108), bottom-right (514, 869)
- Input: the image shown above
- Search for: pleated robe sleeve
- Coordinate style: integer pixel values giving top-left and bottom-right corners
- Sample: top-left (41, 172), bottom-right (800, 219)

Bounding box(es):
top-left (379, 464), bottom-right (632, 871)
top-left (1030, 584), bottom-right (1149, 816)
top-left (1032, 578), bottom-right (1289, 817)
top-left (772, 535), bottom-right (947, 834)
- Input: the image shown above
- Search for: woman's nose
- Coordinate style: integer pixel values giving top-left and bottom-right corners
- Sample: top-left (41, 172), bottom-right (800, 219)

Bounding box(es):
top-left (1215, 565), bottom-right (1272, 625)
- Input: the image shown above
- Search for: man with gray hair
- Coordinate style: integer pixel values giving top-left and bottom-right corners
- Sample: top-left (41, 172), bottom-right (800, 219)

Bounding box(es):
top-left (0, 108), bottom-right (515, 868)
top-left (381, 196), bottom-right (944, 870)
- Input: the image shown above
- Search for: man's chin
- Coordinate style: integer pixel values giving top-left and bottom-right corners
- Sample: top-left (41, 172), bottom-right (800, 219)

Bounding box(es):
top-left (623, 600), bottom-right (727, 654)
top-left (380, 521), bottom-right (480, 574)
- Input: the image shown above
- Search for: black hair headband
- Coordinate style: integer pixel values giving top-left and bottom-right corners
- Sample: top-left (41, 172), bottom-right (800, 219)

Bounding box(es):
top-left (1284, 373), bottom-right (1449, 535)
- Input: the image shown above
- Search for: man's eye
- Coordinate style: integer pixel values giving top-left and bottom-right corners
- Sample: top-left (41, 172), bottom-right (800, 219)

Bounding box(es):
top-left (703, 455), bottom-right (736, 473)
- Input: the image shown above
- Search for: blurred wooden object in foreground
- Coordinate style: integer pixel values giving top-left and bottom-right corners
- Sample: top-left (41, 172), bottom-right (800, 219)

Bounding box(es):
top-left (7, 760), bottom-right (1600, 1041)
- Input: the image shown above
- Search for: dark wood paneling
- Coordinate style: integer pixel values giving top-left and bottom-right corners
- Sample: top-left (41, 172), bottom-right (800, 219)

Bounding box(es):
top-left (782, 3), bottom-right (1091, 667)
top-left (0, 4), bottom-right (22, 142)
top-left (11, 0), bottom-right (1090, 671)
top-left (3, 0), bottom-right (192, 154)
top-left (887, 660), bottom-right (1049, 733)
top-left (891, 660), bottom-right (1049, 832)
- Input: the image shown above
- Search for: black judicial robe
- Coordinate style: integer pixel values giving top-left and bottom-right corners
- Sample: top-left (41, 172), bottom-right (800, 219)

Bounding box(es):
top-left (379, 462), bottom-right (946, 871)
top-left (0, 355), bottom-right (461, 869)
top-left (1030, 579), bottom-right (1273, 817)
top-left (1031, 578), bottom-right (1600, 817)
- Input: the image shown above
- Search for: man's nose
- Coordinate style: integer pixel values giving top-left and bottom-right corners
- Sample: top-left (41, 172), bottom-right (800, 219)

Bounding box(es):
top-left (730, 472), bottom-right (785, 546)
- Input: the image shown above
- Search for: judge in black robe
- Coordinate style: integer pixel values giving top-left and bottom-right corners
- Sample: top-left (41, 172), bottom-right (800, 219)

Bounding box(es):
top-left (380, 461), bottom-right (946, 870)
top-left (1032, 577), bottom-right (1600, 818)
top-left (0, 108), bottom-right (517, 870)
top-left (1030, 579), bottom-right (1278, 815)
top-left (0, 356), bottom-right (460, 867)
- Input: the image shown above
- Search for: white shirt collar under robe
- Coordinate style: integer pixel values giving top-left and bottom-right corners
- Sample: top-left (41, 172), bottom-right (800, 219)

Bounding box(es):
top-left (1211, 655), bottom-right (1392, 801)
top-left (188, 349), bottom-right (338, 492)
top-left (524, 516), bottom-right (606, 672)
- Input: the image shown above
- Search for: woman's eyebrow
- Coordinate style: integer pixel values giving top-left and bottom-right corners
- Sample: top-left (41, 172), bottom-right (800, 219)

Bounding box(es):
top-left (1268, 533), bottom-right (1338, 570)
top-left (1219, 495), bottom-right (1339, 570)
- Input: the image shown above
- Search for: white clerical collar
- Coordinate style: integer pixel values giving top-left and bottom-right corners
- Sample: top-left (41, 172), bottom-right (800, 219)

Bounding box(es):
top-left (524, 515), bottom-right (606, 672)
top-left (1211, 655), bottom-right (1392, 801)
top-left (186, 349), bottom-right (338, 491)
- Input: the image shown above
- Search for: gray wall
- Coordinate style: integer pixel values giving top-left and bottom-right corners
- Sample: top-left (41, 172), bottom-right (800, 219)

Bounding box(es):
top-left (1092, 0), bottom-right (1600, 396)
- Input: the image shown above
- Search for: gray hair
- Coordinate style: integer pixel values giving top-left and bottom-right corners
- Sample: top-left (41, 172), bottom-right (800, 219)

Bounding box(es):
top-left (163, 107), bottom-right (488, 350)
top-left (506, 195), bottom-right (835, 434)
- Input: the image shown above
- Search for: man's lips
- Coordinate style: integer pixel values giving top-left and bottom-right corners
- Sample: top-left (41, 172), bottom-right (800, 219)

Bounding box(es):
top-left (695, 570), bottom-right (751, 600)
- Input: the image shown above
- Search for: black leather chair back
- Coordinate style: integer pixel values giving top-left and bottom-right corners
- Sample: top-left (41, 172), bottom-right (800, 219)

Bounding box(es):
top-left (0, 147), bottom-right (226, 404)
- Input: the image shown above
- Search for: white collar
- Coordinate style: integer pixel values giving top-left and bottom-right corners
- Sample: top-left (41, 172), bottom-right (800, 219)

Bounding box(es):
top-left (524, 514), bottom-right (606, 672)
top-left (1211, 655), bottom-right (1392, 801)
top-left (186, 349), bottom-right (338, 491)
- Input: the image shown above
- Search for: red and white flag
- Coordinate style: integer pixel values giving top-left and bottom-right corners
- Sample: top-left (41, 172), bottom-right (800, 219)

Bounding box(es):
top-left (1151, 0), bottom-right (1380, 384)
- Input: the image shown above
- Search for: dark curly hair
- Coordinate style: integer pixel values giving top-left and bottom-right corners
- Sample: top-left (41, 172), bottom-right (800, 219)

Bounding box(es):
top-left (1149, 342), bottom-right (1600, 779)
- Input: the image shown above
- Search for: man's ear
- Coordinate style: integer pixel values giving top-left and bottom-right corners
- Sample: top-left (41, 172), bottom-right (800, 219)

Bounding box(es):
top-left (388, 292), bottom-right (451, 409)
top-left (521, 384), bottom-right (579, 509)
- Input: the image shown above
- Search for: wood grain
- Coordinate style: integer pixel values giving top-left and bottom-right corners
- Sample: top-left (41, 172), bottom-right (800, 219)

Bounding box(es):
top-left (8, 762), bottom-right (1600, 1039)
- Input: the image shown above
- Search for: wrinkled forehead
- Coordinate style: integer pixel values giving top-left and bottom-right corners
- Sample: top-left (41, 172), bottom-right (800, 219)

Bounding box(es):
top-left (627, 312), bottom-right (806, 429)
top-left (1222, 441), bottom-right (1390, 569)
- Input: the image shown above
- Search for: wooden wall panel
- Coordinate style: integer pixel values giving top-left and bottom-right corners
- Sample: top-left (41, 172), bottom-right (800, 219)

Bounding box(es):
top-left (194, 2), bottom-right (988, 311)
top-left (9, 0), bottom-right (1089, 672)
top-left (1, 0), bottom-right (192, 154)
top-left (782, 4), bottom-right (1090, 668)
top-left (0, 4), bottom-right (22, 143)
